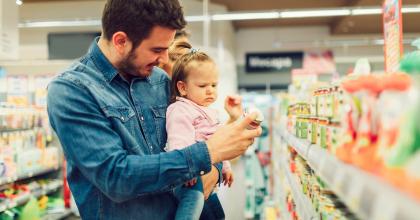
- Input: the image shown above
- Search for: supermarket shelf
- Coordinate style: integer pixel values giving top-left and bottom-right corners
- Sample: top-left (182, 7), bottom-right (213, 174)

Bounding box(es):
top-left (280, 159), bottom-right (318, 220)
top-left (0, 180), bottom-right (63, 213)
top-left (272, 135), bottom-right (292, 220)
top-left (0, 127), bottom-right (34, 133)
top-left (43, 209), bottom-right (73, 220)
top-left (0, 166), bottom-right (60, 187)
top-left (280, 130), bottom-right (420, 220)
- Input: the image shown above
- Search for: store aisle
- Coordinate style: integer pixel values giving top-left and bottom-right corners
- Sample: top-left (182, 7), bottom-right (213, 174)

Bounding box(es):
top-left (218, 158), bottom-right (247, 220)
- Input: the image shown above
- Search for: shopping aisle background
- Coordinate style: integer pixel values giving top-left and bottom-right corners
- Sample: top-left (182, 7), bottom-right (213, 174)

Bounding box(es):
top-left (218, 158), bottom-right (246, 220)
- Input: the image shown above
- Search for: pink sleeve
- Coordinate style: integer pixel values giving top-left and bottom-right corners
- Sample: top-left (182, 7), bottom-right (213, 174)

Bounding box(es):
top-left (222, 160), bottom-right (231, 173)
top-left (166, 103), bottom-right (197, 151)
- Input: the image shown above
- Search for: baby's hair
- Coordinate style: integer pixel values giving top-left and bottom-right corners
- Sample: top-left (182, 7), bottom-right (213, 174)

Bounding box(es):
top-left (170, 49), bottom-right (214, 103)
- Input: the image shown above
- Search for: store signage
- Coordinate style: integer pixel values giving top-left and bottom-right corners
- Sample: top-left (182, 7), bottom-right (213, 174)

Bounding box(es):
top-left (0, 0), bottom-right (19, 60)
top-left (7, 76), bottom-right (29, 106)
top-left (383, 0), bottom-right (403, 73)
top-left (245, 52), bottom-right (303, 73)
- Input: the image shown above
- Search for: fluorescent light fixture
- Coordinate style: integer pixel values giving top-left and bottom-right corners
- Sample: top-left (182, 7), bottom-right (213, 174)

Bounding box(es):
top-left (185, 15), bottom-right (207, 22)
top-left (212, 12), bottom-right (280, 21)
top-left (373, 39), bottom-right (385, 45)
top-left (352, 8), bottom-right (382, 15)
top-left (281, 9), bottom-right (351, 18)
top-left (17, 5), bottom-right (420, 28)
top-left (402, 6), bottom-right (420, 13)
top-left (18, 20), bottom-right (101, 28)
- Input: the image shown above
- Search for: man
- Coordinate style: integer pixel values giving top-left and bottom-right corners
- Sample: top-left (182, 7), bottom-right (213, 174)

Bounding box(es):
top-left (47, 0), bottom-right (261, 219)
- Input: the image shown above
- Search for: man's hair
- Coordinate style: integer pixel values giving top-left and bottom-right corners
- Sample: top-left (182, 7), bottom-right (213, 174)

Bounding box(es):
top-left (102, 0), bottom-right (187, 48)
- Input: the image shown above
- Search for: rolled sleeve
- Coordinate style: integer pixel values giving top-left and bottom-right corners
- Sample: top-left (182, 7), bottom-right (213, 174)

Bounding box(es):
top-left (184, 141), bottom-right (212, 176)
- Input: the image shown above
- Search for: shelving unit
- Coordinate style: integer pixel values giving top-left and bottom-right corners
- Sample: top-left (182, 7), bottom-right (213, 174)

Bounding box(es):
top-left (0, 106), bottom-right (69, 217)
top-left (271, 134), bottom-right (291, 220)
top-left (271, 132), bottom-right (318, 220)
top-left (42, 209), bottom-right (73, 220)
top-left (280, 158), bottom-right (318, 220)
top-left (279, 128), bottom-right (420, 220)
top-left (0, 179), bottom-right (63, 212)
top-left (0, 166), bottom-right (60, 187)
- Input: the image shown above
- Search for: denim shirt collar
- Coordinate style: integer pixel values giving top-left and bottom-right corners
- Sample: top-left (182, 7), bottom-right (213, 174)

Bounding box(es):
top-left (88, 36), bottom-right (119, 83)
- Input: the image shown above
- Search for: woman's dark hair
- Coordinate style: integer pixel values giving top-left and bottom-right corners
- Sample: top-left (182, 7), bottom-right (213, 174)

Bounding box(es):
top-left (170, 50), bottom-right (214, 103)
top-left (175, 29), bottom-right (190, 40)
top-left (169, 41), bottom-right (192, 63)
top-left (102, 0), bottom-right (186, 48)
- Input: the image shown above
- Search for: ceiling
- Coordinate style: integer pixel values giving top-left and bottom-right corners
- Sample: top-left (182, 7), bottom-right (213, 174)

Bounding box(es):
top-left (22, 0), bottom-right (420, 35)
top-left (209, 0), bottom-right (420, 34)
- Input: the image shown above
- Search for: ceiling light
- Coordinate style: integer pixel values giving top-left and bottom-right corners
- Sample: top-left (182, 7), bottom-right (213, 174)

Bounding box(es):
top-left (373, 39), bottom-right (385, 45)
top-left (281, 9), bottom-right (351, 18)
top-left (212, 12), bottom-right (280, 21)
top-left (402, 6), bottom-right (420, 13)
top-left (352, 8), bottom-right (382, 15)
top-left (185, 15), bottom-right (207, 22)
top-left (18, 20), bottom-right (101, 28)
top-left (17, 5), bottom-right (420, 28)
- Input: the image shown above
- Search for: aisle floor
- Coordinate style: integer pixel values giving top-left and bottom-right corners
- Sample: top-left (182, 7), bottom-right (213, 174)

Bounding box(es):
top-left (218, 158), bottom-right (247, 220)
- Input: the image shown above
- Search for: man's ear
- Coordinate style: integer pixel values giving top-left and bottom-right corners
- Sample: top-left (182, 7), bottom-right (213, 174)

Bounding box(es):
top-left (112, 31), bottom-right (132, 55)
top-left (177, 81), bottom-right (187, 96)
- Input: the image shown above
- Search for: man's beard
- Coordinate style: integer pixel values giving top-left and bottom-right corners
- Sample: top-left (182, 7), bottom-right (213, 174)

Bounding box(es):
top-left (118, 50), bottom-right (142, 79)
top-left (117, 50), bottom-right (158, 80)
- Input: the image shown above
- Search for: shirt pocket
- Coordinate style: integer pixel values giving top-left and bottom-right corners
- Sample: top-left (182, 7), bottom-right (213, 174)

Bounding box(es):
top-left (102, 106), bottom-right (140, 152)
top-left (150, 105), bottom-right (167, 149)
top-left (103, 106), bottom-right (136, 123)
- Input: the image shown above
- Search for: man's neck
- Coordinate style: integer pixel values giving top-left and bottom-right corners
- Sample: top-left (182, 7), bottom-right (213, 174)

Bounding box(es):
top-left (97, 36), bottom-right (133, 82)
top-left (98, 36), bottom-right (117, 67)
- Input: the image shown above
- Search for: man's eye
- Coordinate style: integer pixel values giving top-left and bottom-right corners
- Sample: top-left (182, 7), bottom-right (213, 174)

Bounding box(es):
top-left (199, 85), bottom-right (206, 88)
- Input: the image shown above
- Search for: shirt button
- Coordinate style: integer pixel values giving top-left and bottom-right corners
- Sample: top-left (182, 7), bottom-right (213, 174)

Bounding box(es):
top-left (200, 171), bottom-right (205, 175)
top-left (121, 117), bottom-right (124, 120)
top-left (141, 116), bottom-right (144, 121)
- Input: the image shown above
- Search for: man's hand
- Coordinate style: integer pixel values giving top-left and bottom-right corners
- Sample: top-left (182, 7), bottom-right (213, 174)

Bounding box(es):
top-left (201, 165), bottom-right (219, 200)
top-left (222, 171), bottom-right (234, 187)
top-left (206, 112), bottom-right (262, 163)
top-left (224, 95), bottom-right (243, 123)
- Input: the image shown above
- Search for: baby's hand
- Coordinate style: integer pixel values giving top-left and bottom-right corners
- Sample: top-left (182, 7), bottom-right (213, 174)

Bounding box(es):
top-left (184, 178), bottom-right (197, 187)
top-left (222, 171), bottom-right (234, 187)
top-left (224, 95), bottom-right (243, 123)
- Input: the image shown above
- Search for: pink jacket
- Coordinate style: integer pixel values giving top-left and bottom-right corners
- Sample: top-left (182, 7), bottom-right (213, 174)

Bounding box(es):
top-left (166, 97), bottom-right (231, 173)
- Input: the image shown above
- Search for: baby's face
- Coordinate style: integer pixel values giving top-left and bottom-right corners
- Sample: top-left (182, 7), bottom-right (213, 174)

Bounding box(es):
top-left (184, 61), bottom-right (219, 107)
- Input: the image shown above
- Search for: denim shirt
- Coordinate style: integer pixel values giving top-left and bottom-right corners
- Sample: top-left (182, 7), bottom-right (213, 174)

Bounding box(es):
top-left (47, 38), bottom-right (213, 220)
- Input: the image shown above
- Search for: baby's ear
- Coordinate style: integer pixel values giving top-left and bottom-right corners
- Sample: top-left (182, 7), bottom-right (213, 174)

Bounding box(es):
top-left (177, 81), bottom-right (187, 96)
